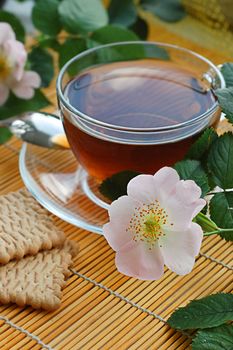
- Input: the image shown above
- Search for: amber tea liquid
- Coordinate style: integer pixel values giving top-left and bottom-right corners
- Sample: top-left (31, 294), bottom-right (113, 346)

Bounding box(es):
top-left (62, 60), bottom-right (218, 180)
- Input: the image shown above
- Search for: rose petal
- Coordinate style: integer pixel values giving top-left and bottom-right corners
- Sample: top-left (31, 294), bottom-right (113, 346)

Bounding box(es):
top-left (165, 180), bottom-right (206, 229)
top-left (159, 222), bottom-right (203, 275)
top-left (127, 174), bottom-right (157, 204)
top-left (176, 180), bottom-right (206, 220)
top-left (153, 166), bottom-right (180, 203)
top-left (103, 196), bottom-right (135, 251)
top-left (11, 71), bottom-right (41, 99)
top-left (4, 40), bottom-right (27, 81)
top-left (0, 84), bottom-right (9, 106)
top-left (108, 195), bottom-right (135, 224)
top-left (116, 240), bottom-right (164, 280)
top-left (176, 180), bottom-right (202, 203)
top-left (0, 23), bottom-right (15, 45)
top-left (22, 71), bottom-right (41, 88)
top-left (127, 167), bottom-right (180, 206)
top-left (12, 84), bottom-right (34, 99)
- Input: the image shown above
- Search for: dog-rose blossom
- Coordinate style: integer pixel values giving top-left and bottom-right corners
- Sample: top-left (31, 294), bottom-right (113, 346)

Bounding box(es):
top-left (0, 22), bottom-right (41, 105)
top-left (103, 167), bottom-right (206, 280)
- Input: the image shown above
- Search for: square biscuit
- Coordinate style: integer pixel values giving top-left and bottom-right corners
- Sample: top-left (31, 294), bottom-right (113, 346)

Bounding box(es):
top-left (0, 240), bottom-right (79, 310)
top-left (0, 189), bottom-right (66, 264)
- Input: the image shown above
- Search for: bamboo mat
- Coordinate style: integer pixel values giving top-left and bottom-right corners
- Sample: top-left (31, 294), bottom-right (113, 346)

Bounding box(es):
top-left (0, 22), bottom-right (233, 350)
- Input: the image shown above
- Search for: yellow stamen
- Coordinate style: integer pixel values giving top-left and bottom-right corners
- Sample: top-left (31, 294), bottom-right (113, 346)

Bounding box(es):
top-left (127, 201), bottom-right (173, 248)
top-left (0, 53), bottom-right (12, 80)
top-left (144, 215), bottom-right (161, 238)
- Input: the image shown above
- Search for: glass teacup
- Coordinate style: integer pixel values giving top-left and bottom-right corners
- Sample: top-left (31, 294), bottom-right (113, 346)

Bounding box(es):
top-left (57, 42), bottom-right (225, 182)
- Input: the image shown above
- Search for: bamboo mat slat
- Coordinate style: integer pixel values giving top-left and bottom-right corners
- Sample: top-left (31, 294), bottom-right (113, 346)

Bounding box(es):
top-left (0, 22), bottom-right (233, 350)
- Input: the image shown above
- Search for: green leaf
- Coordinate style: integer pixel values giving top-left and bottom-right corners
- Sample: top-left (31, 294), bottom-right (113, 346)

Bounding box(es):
top-left (37, 36), bottom-right (60, 51)
top-left (0, 128), bottom-right (12, 144)
top-left (174, 159), bottom-right (209, 196)
top-left (0, 10), bottom-right (25, 42)
top-left (89, 26), bottom-right (143, 62)
top-left (209, 192), bottom-right (233, 241)
top-left (32, 0), bottom-right (62, 36)
top-left (99, 171), bottom-right (141, 201)
top-left (58, 38), bottom-right (87, 68)
top-left (140, 0), bottom-right (155, 4)
top-left (221, 62), bottom-right (233, 88)
top-left (28, 47), bottom-right (54, 87)
top-left (108, 0), bottom-right (137, 27)
top-left (145, 46), bottom-right (170, 60)
top-left (192, 324), bottom-right (233, 350)
top-left (208, 133), bottom-right (233, 189)
top-left (201, 204), bottom-right (208, 215)
top-left (141, 0), bottom-right (186, 23)
top-left (58, 38), bottom-right (87, 75)
top-left (129, 16), bottom-right (148, 40)
top-left (215, 87), bottom-right (233, 123)
top-left (0, 91), bottom-right (51, 120)
top-left (91, 25), bottom-right (139, 44)
top-left (186, 128), bottom-right (218, 160)
top-left (168, 293), bottom-right (233, 330)
top-left (58, 0), bottom-right (108, 34)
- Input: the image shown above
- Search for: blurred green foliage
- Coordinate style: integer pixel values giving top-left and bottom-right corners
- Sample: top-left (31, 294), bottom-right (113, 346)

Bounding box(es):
top-left (0, 0), bottom-right (186, 141)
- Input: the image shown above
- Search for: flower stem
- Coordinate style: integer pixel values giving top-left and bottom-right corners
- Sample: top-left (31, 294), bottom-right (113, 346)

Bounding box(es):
top-left (195, 212), bottom-right (232, 237)
top-left (207, 189), bottom-right (233, 196)
top-left (204, 228), bottom-right (233, 236)
top-left (37, 33), bottom-right (83, 45)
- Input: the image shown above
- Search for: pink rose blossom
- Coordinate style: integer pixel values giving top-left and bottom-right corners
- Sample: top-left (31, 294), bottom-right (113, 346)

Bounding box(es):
top-left (0, 22), bottom-right (41, 105)
top-left (103, 167), bottom-right (206, 280)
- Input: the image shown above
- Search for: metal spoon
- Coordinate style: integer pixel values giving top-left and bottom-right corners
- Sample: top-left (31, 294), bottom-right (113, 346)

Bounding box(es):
top-left (0, 112), bottom-right (70, 150)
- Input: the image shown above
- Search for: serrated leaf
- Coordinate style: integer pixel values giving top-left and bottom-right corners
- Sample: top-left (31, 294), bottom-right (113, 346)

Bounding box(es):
top-left (141, 0), bottom-right (186, 23)
top-left (28, 47), bottom-right (54, 87)
top-left (58, 38), bottom-right (87, 75)
top-left (215, 87), bottom-right (233, 123)
top-left (192, 324), bottom-right (233, 350)
top-left (174, 159), bottom-right (209, 196)
top-left (186, 128), bottom-right (218, 160)
top-left (129, 16), bottom-right (148, 40)
top-left (0, 10), bottom-right (25, 42)
top-left (0, 128), bottom-right (12, 144)
top-left (208, 133), bottom-right (233, 189)
top-left (99, 171), bottom-right (141, 201)
top-left (108, 0), bottom-right (137, 27)
top-left (0, 91), bottom-right (50, 119)
top-left (168, 293), bottom-right (233, 330)
top-left (58, 0), bottom-right (108, 34)
top-left (209, 192), bottom-right (233, 241)
top-left (221, 62), bottom-right (233, 88)
top-left (32, 0), bottom-right (62, 36)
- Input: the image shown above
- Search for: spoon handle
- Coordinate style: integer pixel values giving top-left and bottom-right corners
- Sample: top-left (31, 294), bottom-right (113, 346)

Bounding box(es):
top-left (0, 112), bottom-right (70, 150)
top-left (0, 117), bottom-right (18, 127)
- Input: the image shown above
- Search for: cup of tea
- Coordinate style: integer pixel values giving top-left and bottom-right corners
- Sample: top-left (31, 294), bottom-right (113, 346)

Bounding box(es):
top-left (57, 42), bottom-right (225, 182)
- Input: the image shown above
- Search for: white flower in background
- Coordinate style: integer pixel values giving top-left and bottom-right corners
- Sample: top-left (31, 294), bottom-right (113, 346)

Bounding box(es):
top-left (0, 22), bottom-right (41, 106)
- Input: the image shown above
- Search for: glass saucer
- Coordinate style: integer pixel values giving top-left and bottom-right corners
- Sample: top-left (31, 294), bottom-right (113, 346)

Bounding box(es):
top-left (19, 143), bottom-right (111, 234)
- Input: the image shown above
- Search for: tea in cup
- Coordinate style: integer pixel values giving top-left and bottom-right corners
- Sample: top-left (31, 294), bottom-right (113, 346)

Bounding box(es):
top-left (57, 42), bottom-right (224, 181)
